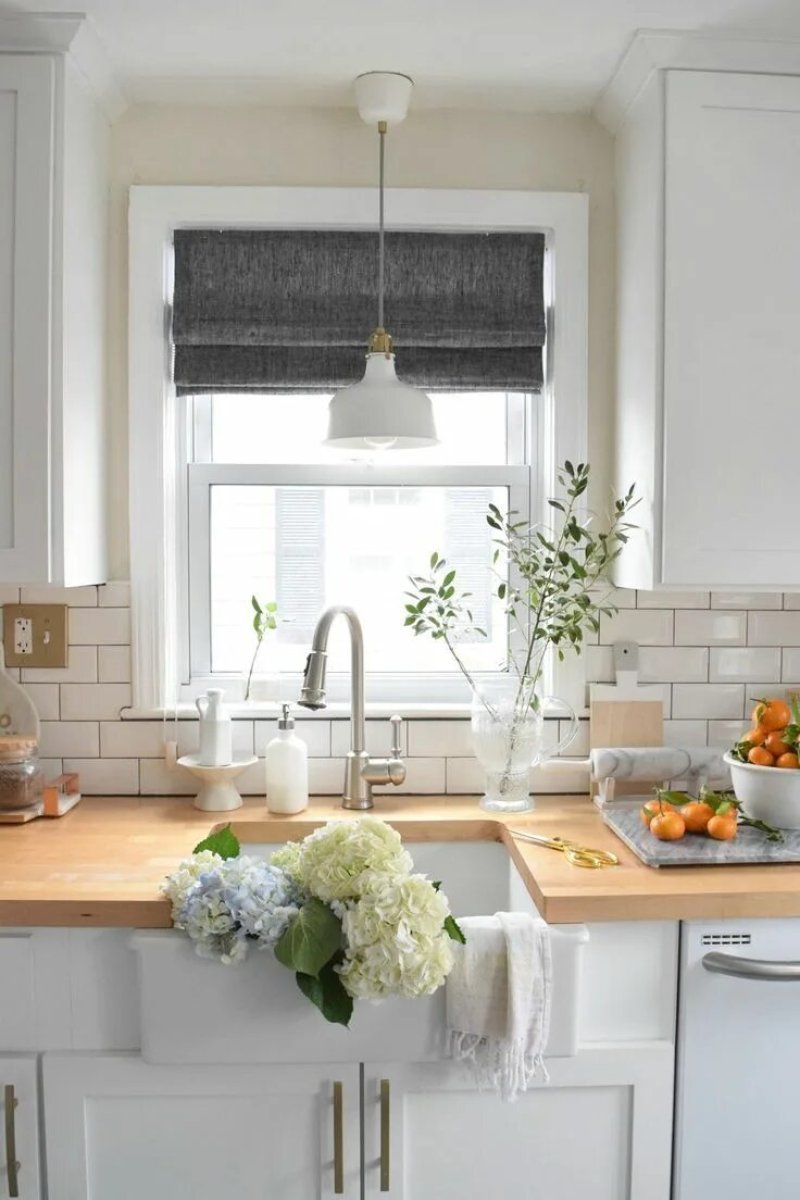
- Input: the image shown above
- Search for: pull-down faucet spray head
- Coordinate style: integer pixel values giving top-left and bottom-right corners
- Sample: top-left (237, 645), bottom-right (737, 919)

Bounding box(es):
top-left (299, 650), bottom-right (328, 710)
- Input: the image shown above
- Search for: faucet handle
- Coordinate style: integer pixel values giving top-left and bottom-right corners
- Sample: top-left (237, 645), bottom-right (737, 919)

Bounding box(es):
top-left (389, 715), bottom-right (403, 760)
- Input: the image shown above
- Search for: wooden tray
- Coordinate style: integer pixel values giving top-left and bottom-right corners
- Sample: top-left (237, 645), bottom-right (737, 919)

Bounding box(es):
top-left (603, 806), bottom-right (800, 867)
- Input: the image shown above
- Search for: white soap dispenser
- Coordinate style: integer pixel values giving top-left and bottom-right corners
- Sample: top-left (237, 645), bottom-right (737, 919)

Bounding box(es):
top-left (265, 704), bottom-right (308, 814)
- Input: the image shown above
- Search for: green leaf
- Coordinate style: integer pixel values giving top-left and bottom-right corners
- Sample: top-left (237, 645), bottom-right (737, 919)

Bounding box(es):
top-left (444, 915), bottom-right (466, 944)
top-left (265, 601), bottom-right (278, 613)
top-left (251, 595), bottom-right (262, 614)
top-left (192, 823), bottom-right (240, 859)
top-left (295, 955), bottom-right (353, 1027)
top-left (274, 898), bottom-right (342, 978)
top-left (430, 551), bottom-right (439, 568)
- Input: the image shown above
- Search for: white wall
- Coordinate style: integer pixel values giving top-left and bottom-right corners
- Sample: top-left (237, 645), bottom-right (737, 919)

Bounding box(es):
top-left (107, 104), bottom-right (615, 576)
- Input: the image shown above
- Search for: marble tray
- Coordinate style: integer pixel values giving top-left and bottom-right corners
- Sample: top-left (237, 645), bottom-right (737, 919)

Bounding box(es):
top-left (603, 806), bottom-right (800, 867)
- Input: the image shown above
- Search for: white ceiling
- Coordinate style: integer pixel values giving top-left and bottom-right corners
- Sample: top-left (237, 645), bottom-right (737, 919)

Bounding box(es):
top-left (9, 0), bottom-right (800, 111)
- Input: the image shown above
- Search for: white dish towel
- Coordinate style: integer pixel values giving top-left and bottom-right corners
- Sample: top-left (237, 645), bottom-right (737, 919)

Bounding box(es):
top-left (445, 911), bottom-right (552, 1101)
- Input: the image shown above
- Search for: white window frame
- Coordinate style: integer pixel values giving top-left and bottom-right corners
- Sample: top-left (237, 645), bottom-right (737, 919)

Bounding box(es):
top-left (128, 186), bottom-right (588, 713)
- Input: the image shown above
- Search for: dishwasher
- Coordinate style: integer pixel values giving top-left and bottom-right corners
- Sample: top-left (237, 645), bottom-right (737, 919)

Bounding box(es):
top-left (674, 918), bottom-right (800, 1199)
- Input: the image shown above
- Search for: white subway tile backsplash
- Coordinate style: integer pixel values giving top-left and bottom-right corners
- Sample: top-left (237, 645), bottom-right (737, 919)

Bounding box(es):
top-left (98, 645), bottom-right (131, 683)
top-left (748, 611), bottom-right (800, 647)
top-left (712, 592), bottom-right (782, 610)
top-left (0, 586), bottom-right (20, 604)
top-left (38, 758), bottom-right (63, 779)
top-left (599, 609), bottom-right (673, 646)
top-left (638, 590), bottom-right (709, 609)
top-left (176, 719), bottom-right (254, 758)
top-left (140, 759), bottom-right (195, 796)
top-left (21, 645), bottom-right (98, 684)
top-left (663, 719), bottom-right (708, 745)
top-left (395, 758), bottom-right (446, 794)
top-left (672, 684), bottom-right (743, 720)
top-left (674, 611), bottom-right (746, 647)
top-left (61, 684), bottom-right (132, 721)
top-left (101, 721), bottom-right (166, 759)
top-left (39, 721), bottom-right (99, 758)
top-left (408, 720), bottom-right (473, 758)
top-left (708, 720), bottom-right (747, 748)
top-left (445, 757), bottom-right (484, 794)
top-left (98, 582), bottom-right (131, 608)
top-left (603, 587), bottom-right (637, 609)
top-left (65, 758), bottom-right (139, 795)
top-left (68, 607), bottom-right (131, 646)
top-left (639, 646), bottom-right (708, 683)
top-left (259, 719), bottom-right (330, 757)
top-left (307, 759), bottom-right (350, 795)
top-left (783, 649), bottom-right (800, 681)
top-left (784, 594), bottom-right (800, 610)
top-left (20, 585), bottom-right (97, 606)
top-left (709, 647), bottom-right (782, 683)
top-left (584, 645), bottom-right (614, 683)
top-left (21, 683), bottom-right (60, 720)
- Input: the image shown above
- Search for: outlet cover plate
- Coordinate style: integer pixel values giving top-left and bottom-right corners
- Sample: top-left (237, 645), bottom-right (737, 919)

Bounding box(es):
top-left (2, 604), bottom-right (69, 668)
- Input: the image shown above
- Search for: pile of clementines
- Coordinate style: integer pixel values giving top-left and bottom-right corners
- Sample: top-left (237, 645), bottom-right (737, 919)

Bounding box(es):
top-left (640, 791), bottom-right (740, 842)
top-left (731, 697), bottom-right (800, 770)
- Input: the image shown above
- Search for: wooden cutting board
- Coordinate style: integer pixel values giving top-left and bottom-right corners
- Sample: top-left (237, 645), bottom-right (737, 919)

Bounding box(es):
top-left (590, 641), bottom-right (663, 797)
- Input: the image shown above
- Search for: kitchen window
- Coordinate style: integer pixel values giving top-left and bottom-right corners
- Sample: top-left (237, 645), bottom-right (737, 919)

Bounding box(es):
top-left (183, 388), bottom-right (536, 701)
top-left (128, 187), bottom-right (588, 712)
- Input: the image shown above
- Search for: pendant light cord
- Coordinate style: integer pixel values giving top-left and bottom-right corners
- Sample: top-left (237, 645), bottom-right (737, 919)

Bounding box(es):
top-left (378, 120), bottom-right (386, 330)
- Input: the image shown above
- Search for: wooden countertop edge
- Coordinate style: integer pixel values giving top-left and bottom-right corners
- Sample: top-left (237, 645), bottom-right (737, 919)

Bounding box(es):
top-left (2, 795), bottom-right (800, 926)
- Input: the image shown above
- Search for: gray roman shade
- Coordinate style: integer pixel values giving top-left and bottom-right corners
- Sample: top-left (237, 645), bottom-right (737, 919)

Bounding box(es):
top-left (172, 229), bottom-right (546, 394)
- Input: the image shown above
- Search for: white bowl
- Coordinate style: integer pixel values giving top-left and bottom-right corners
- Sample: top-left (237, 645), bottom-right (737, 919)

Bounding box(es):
top-left (724, 752), bottom-right (800, 830)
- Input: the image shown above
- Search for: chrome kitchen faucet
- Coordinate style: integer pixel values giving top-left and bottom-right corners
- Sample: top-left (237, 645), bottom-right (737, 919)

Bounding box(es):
top-left (298, 606), bottom-right (406, 809)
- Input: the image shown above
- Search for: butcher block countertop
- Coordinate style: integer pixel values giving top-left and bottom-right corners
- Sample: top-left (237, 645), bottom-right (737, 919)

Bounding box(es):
top-left (1, 794), bottom-right (800, 927)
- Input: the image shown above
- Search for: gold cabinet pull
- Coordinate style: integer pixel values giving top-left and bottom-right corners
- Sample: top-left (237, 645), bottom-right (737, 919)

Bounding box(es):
top-left (332, 1080), bottom-right (344, 1195)
top-left (4, 1084), bottom-right (19, 1198)
top-left (379, 1078), bottom-right (390, 1192)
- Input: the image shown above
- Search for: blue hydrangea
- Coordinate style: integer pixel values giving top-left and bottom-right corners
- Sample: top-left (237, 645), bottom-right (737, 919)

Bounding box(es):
top-left (176, 856), bottom-right (301, 965)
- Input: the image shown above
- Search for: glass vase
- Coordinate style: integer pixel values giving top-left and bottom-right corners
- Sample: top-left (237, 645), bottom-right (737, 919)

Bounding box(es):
top-left (470, 676), bottom-right (578, 813)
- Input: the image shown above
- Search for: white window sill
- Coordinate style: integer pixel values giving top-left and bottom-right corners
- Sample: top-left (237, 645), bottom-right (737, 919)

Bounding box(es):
top-left (121, 700), bottom-right (588, 721)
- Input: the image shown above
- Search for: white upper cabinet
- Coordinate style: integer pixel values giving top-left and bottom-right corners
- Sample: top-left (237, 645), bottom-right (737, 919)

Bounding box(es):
top-left (0, 43), bottom-right (108, 585)
top-left (614, 68), bottom-right (800, 590)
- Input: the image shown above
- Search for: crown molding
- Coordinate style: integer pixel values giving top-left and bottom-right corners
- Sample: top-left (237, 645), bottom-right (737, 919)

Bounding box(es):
top-left (0, 11), bottom-right (127, 121)
top-left (595, 28), bottom-right (800, 132)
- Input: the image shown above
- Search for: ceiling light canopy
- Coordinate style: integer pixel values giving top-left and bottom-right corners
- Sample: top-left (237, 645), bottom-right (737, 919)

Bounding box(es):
top-left (325, 71), bottom-right (438, 451)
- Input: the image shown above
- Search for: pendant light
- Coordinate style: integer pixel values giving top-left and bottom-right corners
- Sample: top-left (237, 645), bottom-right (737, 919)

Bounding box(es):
top-left (325, 72), bottom-right (438, 449)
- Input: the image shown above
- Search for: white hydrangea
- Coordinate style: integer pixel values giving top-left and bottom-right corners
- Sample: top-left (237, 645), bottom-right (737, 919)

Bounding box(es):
top-left (161, 850), bottom-right (223, 921)
top-left (290, 817), bottom-right (413, 903)
top-left (338, 874), bottom-right (455, 1000)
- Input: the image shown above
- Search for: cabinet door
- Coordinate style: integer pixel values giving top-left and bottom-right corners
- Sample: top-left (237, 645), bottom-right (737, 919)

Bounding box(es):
top-left (662, 71), bottom-right (800, 587)
top-left (0, 1057), bottom-right (40, 1199)
top-left (43, 1055), bottom-right (360, 1200)
top-left (364, 1047), bottom-right (672, 1200)
top-left (0, 56), bottom-right (54, 583)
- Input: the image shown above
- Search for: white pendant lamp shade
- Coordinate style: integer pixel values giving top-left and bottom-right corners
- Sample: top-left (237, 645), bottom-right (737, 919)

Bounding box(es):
top-left (326, 351), bottom-right (437, 449)
top-left (325, 71), bottom-right (438, 451)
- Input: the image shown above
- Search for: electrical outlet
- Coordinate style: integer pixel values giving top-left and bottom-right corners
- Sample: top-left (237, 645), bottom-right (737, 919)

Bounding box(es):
top-left (2, 604), bottom-right (69, 668)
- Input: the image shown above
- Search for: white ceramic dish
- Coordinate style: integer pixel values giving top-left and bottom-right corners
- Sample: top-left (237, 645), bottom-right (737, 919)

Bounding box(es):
top-left (724, 751), bottom-right (800, 830)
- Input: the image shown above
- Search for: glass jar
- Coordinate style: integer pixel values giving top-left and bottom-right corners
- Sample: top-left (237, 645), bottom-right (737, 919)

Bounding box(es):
top-left (0, 736), bottom-right (43, 811)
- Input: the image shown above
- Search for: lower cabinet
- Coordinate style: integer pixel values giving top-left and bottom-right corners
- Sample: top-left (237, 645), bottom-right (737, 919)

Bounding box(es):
top-left (0, 1056), bottom-right (40, 1200)
top-left (362, 1047), bottom-right (674, 1200)
top-left (43, 1055), bottom-right (361, 1200)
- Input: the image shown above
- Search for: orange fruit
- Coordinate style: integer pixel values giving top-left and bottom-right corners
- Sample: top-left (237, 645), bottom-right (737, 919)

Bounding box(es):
top-left (681, 801), bottom-right (715, 834)
top-left (707, 814), bottom-right (738, 841)
top-left (752, 698), bottom-right (792, 732)
top-left (776, 752), bottom-right (800, 770)
top-left (765, 731), bottom-right (792, 757)
top-left (748, 745), bottom-right (775, 767)
top-left (741, 726), bottom-right (768, 749)
top-left (649, 811), bottom-right (686, 841)
top-left (640, 798), bottom-right (674, 827)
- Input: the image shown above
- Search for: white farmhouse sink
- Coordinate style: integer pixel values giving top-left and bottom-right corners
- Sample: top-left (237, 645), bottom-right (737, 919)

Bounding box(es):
top-left (132, 841), bottom-right (588, 1066)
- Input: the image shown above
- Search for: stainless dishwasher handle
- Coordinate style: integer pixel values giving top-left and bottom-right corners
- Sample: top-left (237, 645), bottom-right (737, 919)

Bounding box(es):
top-left (702, 951), bottom-right (800, 981)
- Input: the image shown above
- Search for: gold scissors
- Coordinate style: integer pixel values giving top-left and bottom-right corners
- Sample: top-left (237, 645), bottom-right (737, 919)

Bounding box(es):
top-left (509, 828), bottom-right (619, 869)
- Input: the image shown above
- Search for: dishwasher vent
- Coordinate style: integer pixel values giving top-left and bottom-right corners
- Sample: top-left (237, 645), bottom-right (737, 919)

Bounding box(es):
top-left (700, 933), bottom-right (752, 946)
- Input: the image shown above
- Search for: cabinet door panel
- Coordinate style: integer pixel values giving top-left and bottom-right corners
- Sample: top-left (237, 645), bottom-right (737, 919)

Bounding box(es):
top-left (0, 56), bottom-right (54, 582)
top-left (663, 71), bottom-right (800, 586)
top-left (365, 1048), bottom-right (672, 1200)
top-left (44, 1055), bottom-right (360, 1200)
top-left (0, 1056), bottom-right (40, 1199)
